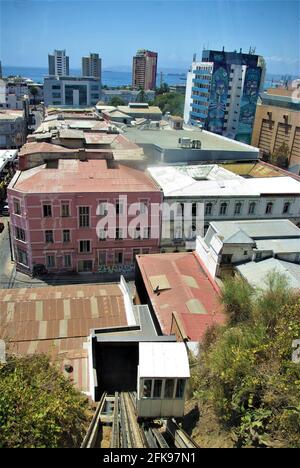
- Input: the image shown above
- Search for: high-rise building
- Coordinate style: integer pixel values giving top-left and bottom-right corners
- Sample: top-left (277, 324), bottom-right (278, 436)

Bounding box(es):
top-left (184, 49), bottom-right (266, 144)
top-left (48, 49), bottom-right (70, 76)
top-left (132, 49), bottom-right (158, 90)
top-left (0, 60), bottom-right (2, 79)
top-left (82, 53), bottom-right (101, 80)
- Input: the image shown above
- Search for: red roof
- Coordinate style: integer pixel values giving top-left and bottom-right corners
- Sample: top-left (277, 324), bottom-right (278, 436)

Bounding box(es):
top-left (136, 252), bottom-right (225, 341)
top-left (12, 159), bottom-right (160, 193)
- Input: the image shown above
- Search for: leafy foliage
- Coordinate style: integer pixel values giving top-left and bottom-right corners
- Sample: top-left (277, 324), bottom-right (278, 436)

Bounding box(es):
top-left (271, 141), bottom-right (290, 168)
top-left (153, 92), bottom-right (184, 117)
top-left (193, 273), bottom-right (300, 448)
top-left (109, 96), bottom-right (126, 107)
top-left (0, 354), bottom-right (90, 448)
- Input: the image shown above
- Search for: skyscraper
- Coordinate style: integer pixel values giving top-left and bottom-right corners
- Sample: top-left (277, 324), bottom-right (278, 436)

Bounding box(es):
top-left (82, 53), bottom-right (101, 80)
top-left (0, 60), bottom-right (2, 79)
top-left (48, 49), bottom-right (70, 76)
top-left (132, 49), bottom-right (158, 90)
top-left (184, 48), bottom-right (266, 144)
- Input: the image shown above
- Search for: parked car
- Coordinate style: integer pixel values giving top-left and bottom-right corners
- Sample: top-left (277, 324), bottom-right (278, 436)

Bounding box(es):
top-left (1, 205), bottom-right (9, 216)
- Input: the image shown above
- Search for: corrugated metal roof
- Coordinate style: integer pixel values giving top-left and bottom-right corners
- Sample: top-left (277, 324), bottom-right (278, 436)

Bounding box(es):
top-left (237, 258), bottom-right (300, 290)
top-left (12, 159), bottom-right (160, 193)
top-left (136, 252), bottom-right (224, 341)
top-left (212, 219), bottom-right (300, 241)
top-left (0, 283), bottom-right (128, 393)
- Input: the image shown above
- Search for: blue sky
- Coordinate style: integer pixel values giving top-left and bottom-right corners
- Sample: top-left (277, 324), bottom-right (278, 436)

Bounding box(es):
top-left (0, 0), bottom-right (299, 74)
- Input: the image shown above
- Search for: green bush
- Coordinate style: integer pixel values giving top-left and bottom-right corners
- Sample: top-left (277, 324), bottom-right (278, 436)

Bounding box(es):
top-left (194, 273), bottom-right (300, 447)
top-left (0, 354), bottom-right (89, 448)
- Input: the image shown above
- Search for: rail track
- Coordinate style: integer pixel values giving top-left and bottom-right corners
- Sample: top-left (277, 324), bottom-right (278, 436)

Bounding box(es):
top-left (81, 392), bottom-right (199, 449)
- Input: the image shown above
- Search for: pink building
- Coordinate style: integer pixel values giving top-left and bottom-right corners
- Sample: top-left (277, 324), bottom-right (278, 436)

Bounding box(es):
top-left (8, 159), bottom-right (162, 275)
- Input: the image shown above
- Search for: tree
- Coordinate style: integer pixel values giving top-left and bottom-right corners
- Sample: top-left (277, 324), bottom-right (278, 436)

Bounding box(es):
top-left (271, 142), bottom-right (290, 168)
top-left (109, 96), bottom-right (126, 107)
top-left (29, 86), bottom-right (39, 105)
top-left (153, 92), bottom-right (185, 117)
top-left (137, 87), bottom-right (146, 103)
top-left (155, 82), bottom-right (170, 95)
top-left (0, 354), bottom-right (90, 448)
top-left (191, 273), bottom-right (300, 448)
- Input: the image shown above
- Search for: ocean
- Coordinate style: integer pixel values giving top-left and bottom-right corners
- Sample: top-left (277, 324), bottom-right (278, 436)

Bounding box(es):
top-left (2, 66), bottom-right (288, 90)
top-left (2, 66), bottom-right (186, 87)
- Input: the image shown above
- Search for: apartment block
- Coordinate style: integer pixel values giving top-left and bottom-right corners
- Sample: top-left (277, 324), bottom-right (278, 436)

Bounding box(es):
top-left (184, 49), bottom-right (266, 144)
top-left (8, 159), bottom-right (162, 275)
top-left (132, 49), bottom-right (158, 90)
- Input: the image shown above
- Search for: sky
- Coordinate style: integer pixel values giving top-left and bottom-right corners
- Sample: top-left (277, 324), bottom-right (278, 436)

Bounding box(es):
top-left (0, 0), bottom-right (299, 75)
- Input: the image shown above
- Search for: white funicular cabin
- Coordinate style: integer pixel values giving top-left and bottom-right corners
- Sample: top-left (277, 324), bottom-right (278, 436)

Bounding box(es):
top-left (137, 342), bottom-right (190, 420)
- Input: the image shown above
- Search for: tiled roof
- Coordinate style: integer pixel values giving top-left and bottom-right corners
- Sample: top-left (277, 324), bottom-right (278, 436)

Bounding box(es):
top-left (136, 252), bottom-right (224, 341)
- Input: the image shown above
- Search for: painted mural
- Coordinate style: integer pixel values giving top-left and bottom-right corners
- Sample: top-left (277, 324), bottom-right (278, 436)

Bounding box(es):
top-left (236, 67), bottom-right (262, 144)
top-left (207, 65), bottom-right (229, 134)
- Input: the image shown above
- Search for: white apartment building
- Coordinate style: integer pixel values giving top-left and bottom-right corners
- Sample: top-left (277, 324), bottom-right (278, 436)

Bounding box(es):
top-left (196, 219), bottom-right (300, 279)
top-left (147, 164), bottom-right (300, 251)
top-left (48, 49), bottom-right (70, 76)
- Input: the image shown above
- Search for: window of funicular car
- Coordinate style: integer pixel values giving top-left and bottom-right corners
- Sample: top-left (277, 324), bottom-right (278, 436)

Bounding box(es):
top-left (165, 379), bottom-right (175, 399)
top-left (142, 379), bottom-right (152, 398)
top-left (153, 379), bottom-right (163, 398)
top-left (175, 379), bottom-right (186, 398)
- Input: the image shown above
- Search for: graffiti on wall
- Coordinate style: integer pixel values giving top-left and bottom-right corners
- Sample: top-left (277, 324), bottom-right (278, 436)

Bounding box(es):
top-left (236, 67), bottom-right (262, 144)
top-left (207, 65), bottom-right (229, 134)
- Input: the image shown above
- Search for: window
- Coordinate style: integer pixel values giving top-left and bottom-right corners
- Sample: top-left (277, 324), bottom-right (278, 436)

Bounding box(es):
top-left (266, 202), bottom-right (273, 215)
top-left (61, 202), bottom-right (70, 217)
top-left (175, 379), bottom-right (186, 399)
top-left (139, 199), bottom-right (148, 214)
top-left (98, 251), bottom-right (107, 265)
top-left (63, 230), bottom-right (70, 243)
top-left (235, 202), bottom-right (242, 215)
top-left (17, 247), bottom-right (28, 266)
top-left (79, 206), bottom-right (90, 227)
top-left (219, 202), bottom-right (228, 215)
top-left (52, 85), bottom-right (60, 90)
top-left (64, 254), bottom-right (71, 268)
top-left (192, 202), bottom-right (197, 217)
top-left (142, 379), bottom-right (152, 398)
top-left (205, 202), bottom-right (213, 216)
top-left (116, 228), bottom-right (123, 240)
top-left (164, 379), bottom-right (175, 399)
top-left (43, 204), bottom-right (52, 218)
top-left (15, 227), bottom-right (25, 242)
top-left (248, 202), bottom-right (256, 215)
top-left (46, 255), bottom-right (55, 268)
top-left (45, 230), bottom-right (54, 243)
top-left (115, 251), bottom-right (123, 264)
top-left (153, 379), bottom-right (163, 398)
top-left (116, 199), bottom-right (124, 215)
top-left (79, 240), bottom-right (91, 253)
top-left (283, 202), bottom-right (290, 214)
top-left (14, 199), bottom-right (21, 215)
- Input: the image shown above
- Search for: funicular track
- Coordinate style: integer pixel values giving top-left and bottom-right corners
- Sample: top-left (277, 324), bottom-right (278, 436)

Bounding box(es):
top-left (81, 392), bottom-right (199, 449)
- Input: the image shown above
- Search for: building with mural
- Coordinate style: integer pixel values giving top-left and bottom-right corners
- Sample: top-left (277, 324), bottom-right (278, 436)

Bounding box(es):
top-left (184, 49), bottom-right (266, 144)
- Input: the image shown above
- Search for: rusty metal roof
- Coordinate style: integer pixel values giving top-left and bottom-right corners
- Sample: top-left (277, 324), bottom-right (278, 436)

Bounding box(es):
top-left (12, 159), bottom-right (160, 193)
top-left (136, 252), bottom-right (225, 341)
top-left (0, 283), bottom-right (128, 393)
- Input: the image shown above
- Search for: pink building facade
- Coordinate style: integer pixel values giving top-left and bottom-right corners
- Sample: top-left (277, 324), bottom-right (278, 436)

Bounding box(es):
top-left (8, 159), bottom-right (162, 275)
